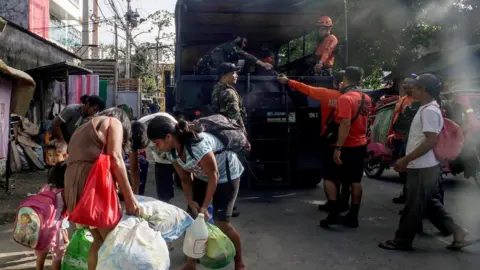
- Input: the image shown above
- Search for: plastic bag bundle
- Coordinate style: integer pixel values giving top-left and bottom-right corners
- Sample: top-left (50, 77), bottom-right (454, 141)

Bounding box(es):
top-left (199, 223), bottom-right (236, 269)
top-left (135, 195), bottom-right (193, 242)
top-left (96, 216), bottom-right (170, 270)
top-left (62, 229), bottom-right (93, 270)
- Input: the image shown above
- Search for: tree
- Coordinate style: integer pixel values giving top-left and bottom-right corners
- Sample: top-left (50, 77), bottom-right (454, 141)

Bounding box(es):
top-left (102, 10), bottom-right (174, 94)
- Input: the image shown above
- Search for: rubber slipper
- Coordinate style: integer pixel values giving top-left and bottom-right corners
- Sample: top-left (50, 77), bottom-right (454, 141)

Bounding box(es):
top-left (378, 240), bottom-right (413, 251)
top-left (446, 239), bottom-right (480, 251)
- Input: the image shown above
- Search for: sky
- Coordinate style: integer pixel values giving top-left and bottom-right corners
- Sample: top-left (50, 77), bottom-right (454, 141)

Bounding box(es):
top-left (97, 0), bottom-right (177, 46)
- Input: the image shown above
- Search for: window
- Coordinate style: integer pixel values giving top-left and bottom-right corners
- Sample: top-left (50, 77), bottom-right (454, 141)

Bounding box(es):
top-left (278, 31), bottom-right (318, 66)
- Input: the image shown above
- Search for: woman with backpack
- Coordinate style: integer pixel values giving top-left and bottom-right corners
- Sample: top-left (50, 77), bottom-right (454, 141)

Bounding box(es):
top-left (146, 115), bottom-right (246, 270)
top-left (64, 107), bottom-right (140, 269)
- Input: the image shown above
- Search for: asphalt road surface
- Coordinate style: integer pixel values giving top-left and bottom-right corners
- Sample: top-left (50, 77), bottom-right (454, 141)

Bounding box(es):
top-left (0, 168), bottom-right (479, 270)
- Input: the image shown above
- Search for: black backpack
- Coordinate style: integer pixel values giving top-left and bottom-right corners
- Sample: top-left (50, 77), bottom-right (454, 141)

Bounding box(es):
top-left (392, 101), bottom-right (421, 136)
top-left (177, 114), bottom-right (248, 182)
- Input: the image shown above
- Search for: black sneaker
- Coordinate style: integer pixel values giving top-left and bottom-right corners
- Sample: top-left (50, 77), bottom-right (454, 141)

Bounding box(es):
top-left (320, 214), bottom-right (344, 228)
top-left (232, 206), bottom-right (240, 218)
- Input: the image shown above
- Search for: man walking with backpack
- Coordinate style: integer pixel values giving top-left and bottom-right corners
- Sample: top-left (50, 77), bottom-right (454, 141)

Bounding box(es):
top-left (211, 62), bottom-right (247, 217)
top-left (379, 73), bottom-right (472, 251)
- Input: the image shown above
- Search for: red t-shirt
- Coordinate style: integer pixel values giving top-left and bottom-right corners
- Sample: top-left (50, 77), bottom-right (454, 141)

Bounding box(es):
top-left (335, 91), bottom-right (372, 147)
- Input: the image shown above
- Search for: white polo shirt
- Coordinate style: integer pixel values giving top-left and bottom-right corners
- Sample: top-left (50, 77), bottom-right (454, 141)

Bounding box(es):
top-left (406, 100), bottom-right (443, 169)
top-left (138, 112), bottom-right (177, 164)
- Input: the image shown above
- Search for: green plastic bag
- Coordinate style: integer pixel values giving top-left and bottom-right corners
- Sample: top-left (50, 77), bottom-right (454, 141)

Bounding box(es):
top-left (61, 229), bottom-right (93, 270)
top-left (199, 223), bottom-right (236, 269)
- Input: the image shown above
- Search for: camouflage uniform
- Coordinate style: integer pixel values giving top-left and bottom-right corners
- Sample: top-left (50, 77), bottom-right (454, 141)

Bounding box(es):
top-left (211, 82), bottom-right (247, 134)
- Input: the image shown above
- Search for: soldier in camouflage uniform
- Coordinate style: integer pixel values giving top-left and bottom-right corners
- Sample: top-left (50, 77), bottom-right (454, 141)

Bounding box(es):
top-left (211, 62), bottom-right (247, 218)
top-left (211, 62), bottom-right (247, 133)
top-left (196, 37), bottom-right (273, 75)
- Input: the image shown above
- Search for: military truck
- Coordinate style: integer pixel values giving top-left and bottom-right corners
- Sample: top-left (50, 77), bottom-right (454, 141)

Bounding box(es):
top-left (170, 0), bottom-right (348, 188)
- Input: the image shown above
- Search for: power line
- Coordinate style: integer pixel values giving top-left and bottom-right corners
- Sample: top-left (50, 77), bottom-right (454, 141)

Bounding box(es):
top-left (30, 17), bottom-right (116, 30)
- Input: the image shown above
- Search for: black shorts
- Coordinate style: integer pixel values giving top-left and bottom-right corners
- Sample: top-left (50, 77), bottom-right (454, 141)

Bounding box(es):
top-left (323, 145), bottom-right (366, 184)
top-left (191, 178), bottom-right (240, 222)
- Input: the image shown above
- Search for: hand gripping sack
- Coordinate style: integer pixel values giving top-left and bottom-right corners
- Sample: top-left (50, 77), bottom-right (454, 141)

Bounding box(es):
top-left (193, 114), bottom-right (248, 153)
top-left (69, 118), bottom-right (122, 228)
top-left (199, 223), bottom-right (236, 269)
top-left (135, 195), bottom-right (193, 242)
top-left (13, 185), bottom-right (64, 250)
top-left (62, 229), bottom-right (94, 270)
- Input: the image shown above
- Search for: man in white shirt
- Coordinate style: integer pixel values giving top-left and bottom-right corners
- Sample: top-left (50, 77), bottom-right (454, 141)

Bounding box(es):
top-left (138, 112), bottom-right (178, 202)
top-left (379, 73), bottom-right (472, 251)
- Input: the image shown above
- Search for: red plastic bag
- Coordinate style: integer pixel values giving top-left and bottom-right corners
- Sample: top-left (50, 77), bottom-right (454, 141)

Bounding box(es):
top-left (69, 118), bottom-right (122, 228)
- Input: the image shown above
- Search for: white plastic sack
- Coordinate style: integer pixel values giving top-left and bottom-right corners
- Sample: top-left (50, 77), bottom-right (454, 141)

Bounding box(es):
top-left (96, 216), bottom-right (170, 270)
top-left (135, 195), bottom-right (193, 242)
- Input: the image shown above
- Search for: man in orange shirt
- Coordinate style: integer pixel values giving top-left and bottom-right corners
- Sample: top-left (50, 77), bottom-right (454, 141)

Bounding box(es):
top-left (390, 78), bottom-right (415, 204)
top-left (321, 67), bottom-right (372, 229)
top-left (314, 16), bottom-right (338, 76)
top-left (278, 71), bottom-right (351, 212)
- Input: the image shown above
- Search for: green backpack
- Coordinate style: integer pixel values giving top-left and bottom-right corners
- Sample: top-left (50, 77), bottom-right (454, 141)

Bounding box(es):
top-left (61, 229), bottom-right (93, 270)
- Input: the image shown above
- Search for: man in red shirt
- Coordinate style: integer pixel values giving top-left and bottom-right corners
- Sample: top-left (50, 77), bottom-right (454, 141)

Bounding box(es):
top-left (314, 16), bottom-right (338, 76)
top-left (321, 66), bottom-right (372, 229)
top-left (278, 71), bottom-right (351, 212)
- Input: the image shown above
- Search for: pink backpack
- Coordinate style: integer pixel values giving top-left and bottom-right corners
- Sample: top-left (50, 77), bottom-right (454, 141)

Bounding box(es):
top-left (13, 185), bottom-right (65, 250)
top-left (421, 105), bottom-right (464, 162)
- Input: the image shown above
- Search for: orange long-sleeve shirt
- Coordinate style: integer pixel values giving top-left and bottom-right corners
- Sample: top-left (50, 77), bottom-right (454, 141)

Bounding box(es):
top-left (315, 34), bottom-right (338, 68)
top-left (288, 80), bottom-right (341, 135)
top-left (390, 95), bottom-right (414, 140)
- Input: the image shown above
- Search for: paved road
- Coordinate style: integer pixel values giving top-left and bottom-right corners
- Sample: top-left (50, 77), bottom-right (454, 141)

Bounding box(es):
top-left (0, 167), bottom-right (479, 269)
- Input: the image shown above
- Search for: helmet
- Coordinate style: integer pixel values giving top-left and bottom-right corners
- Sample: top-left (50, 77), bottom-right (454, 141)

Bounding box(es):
top-left (317, 16), bottom-right (333, 27)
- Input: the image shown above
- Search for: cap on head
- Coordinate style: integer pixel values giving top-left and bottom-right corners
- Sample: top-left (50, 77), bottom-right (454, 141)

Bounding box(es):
top-left (218, 62), bottom-right (241, 78)
top-left (317, 16), bottom-right (333, 27)
top-left (413, 73), bottom-right (442, 97)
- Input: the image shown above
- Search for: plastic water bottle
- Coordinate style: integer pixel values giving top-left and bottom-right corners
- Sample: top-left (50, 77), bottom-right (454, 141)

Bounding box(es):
top-left (183, 213), bottom-right (209, 259)
top-left (207, 205), bottom-right (214, 224)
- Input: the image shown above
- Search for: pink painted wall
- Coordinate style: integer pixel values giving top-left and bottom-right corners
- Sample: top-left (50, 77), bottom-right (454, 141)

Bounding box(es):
top-left (29, 0), bottom-right (50, 38)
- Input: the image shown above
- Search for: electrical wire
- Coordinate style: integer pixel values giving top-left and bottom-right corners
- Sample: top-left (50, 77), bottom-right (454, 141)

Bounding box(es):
top-left (29, 17), bottom-right (116, 30)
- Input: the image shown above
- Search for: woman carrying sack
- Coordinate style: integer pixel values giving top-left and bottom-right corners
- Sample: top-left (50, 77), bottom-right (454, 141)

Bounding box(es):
top-left (64, 107), bottom-right (140, 270)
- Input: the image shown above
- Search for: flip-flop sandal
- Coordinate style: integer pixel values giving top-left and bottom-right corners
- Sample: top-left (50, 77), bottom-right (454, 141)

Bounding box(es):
top-left (378, 240), bottom-right (414, 251)
top-left (446, 239), bottom-right (480, 251)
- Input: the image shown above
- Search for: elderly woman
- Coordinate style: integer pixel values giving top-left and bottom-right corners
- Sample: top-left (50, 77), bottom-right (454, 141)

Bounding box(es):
top-left (64, 107), bottom-right (139, 269)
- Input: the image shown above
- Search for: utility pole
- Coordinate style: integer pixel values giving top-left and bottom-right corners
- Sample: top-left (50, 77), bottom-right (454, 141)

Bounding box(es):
top-left (125, 0), bottom-right (132, 79)
top-left (114, 16), bottom-right (119, 106)
top-left (81, 0), bottom-right (89, 57)
top-left (92, 0), bottom-right (99, 58)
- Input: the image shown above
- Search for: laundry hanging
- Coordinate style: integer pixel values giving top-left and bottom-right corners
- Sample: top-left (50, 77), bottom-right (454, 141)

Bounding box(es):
top-left (67, 75), bottom-right (100, 105)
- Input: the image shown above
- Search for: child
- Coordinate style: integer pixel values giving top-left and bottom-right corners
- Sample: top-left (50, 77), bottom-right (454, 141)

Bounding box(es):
top-left (35, 161), bottom-right (69, 270)
top-left (45, 141), bottom-right (67, 167)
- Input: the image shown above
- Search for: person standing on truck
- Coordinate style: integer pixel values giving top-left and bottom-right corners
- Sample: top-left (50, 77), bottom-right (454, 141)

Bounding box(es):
top-left (52, 95), bottom-right (105, 144)
top-left (278, 71), bottom-right (351, 213)
top-left (314, 16), bottom-right (338, 76)
top-left (211, 62), bottom-right (247, 218)
top-left (196, 36), bottom-right (273, 75)
top-left (390, 77), bottom-right (416, 204)
top-left (320, 67), bottom-right (371, 229)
